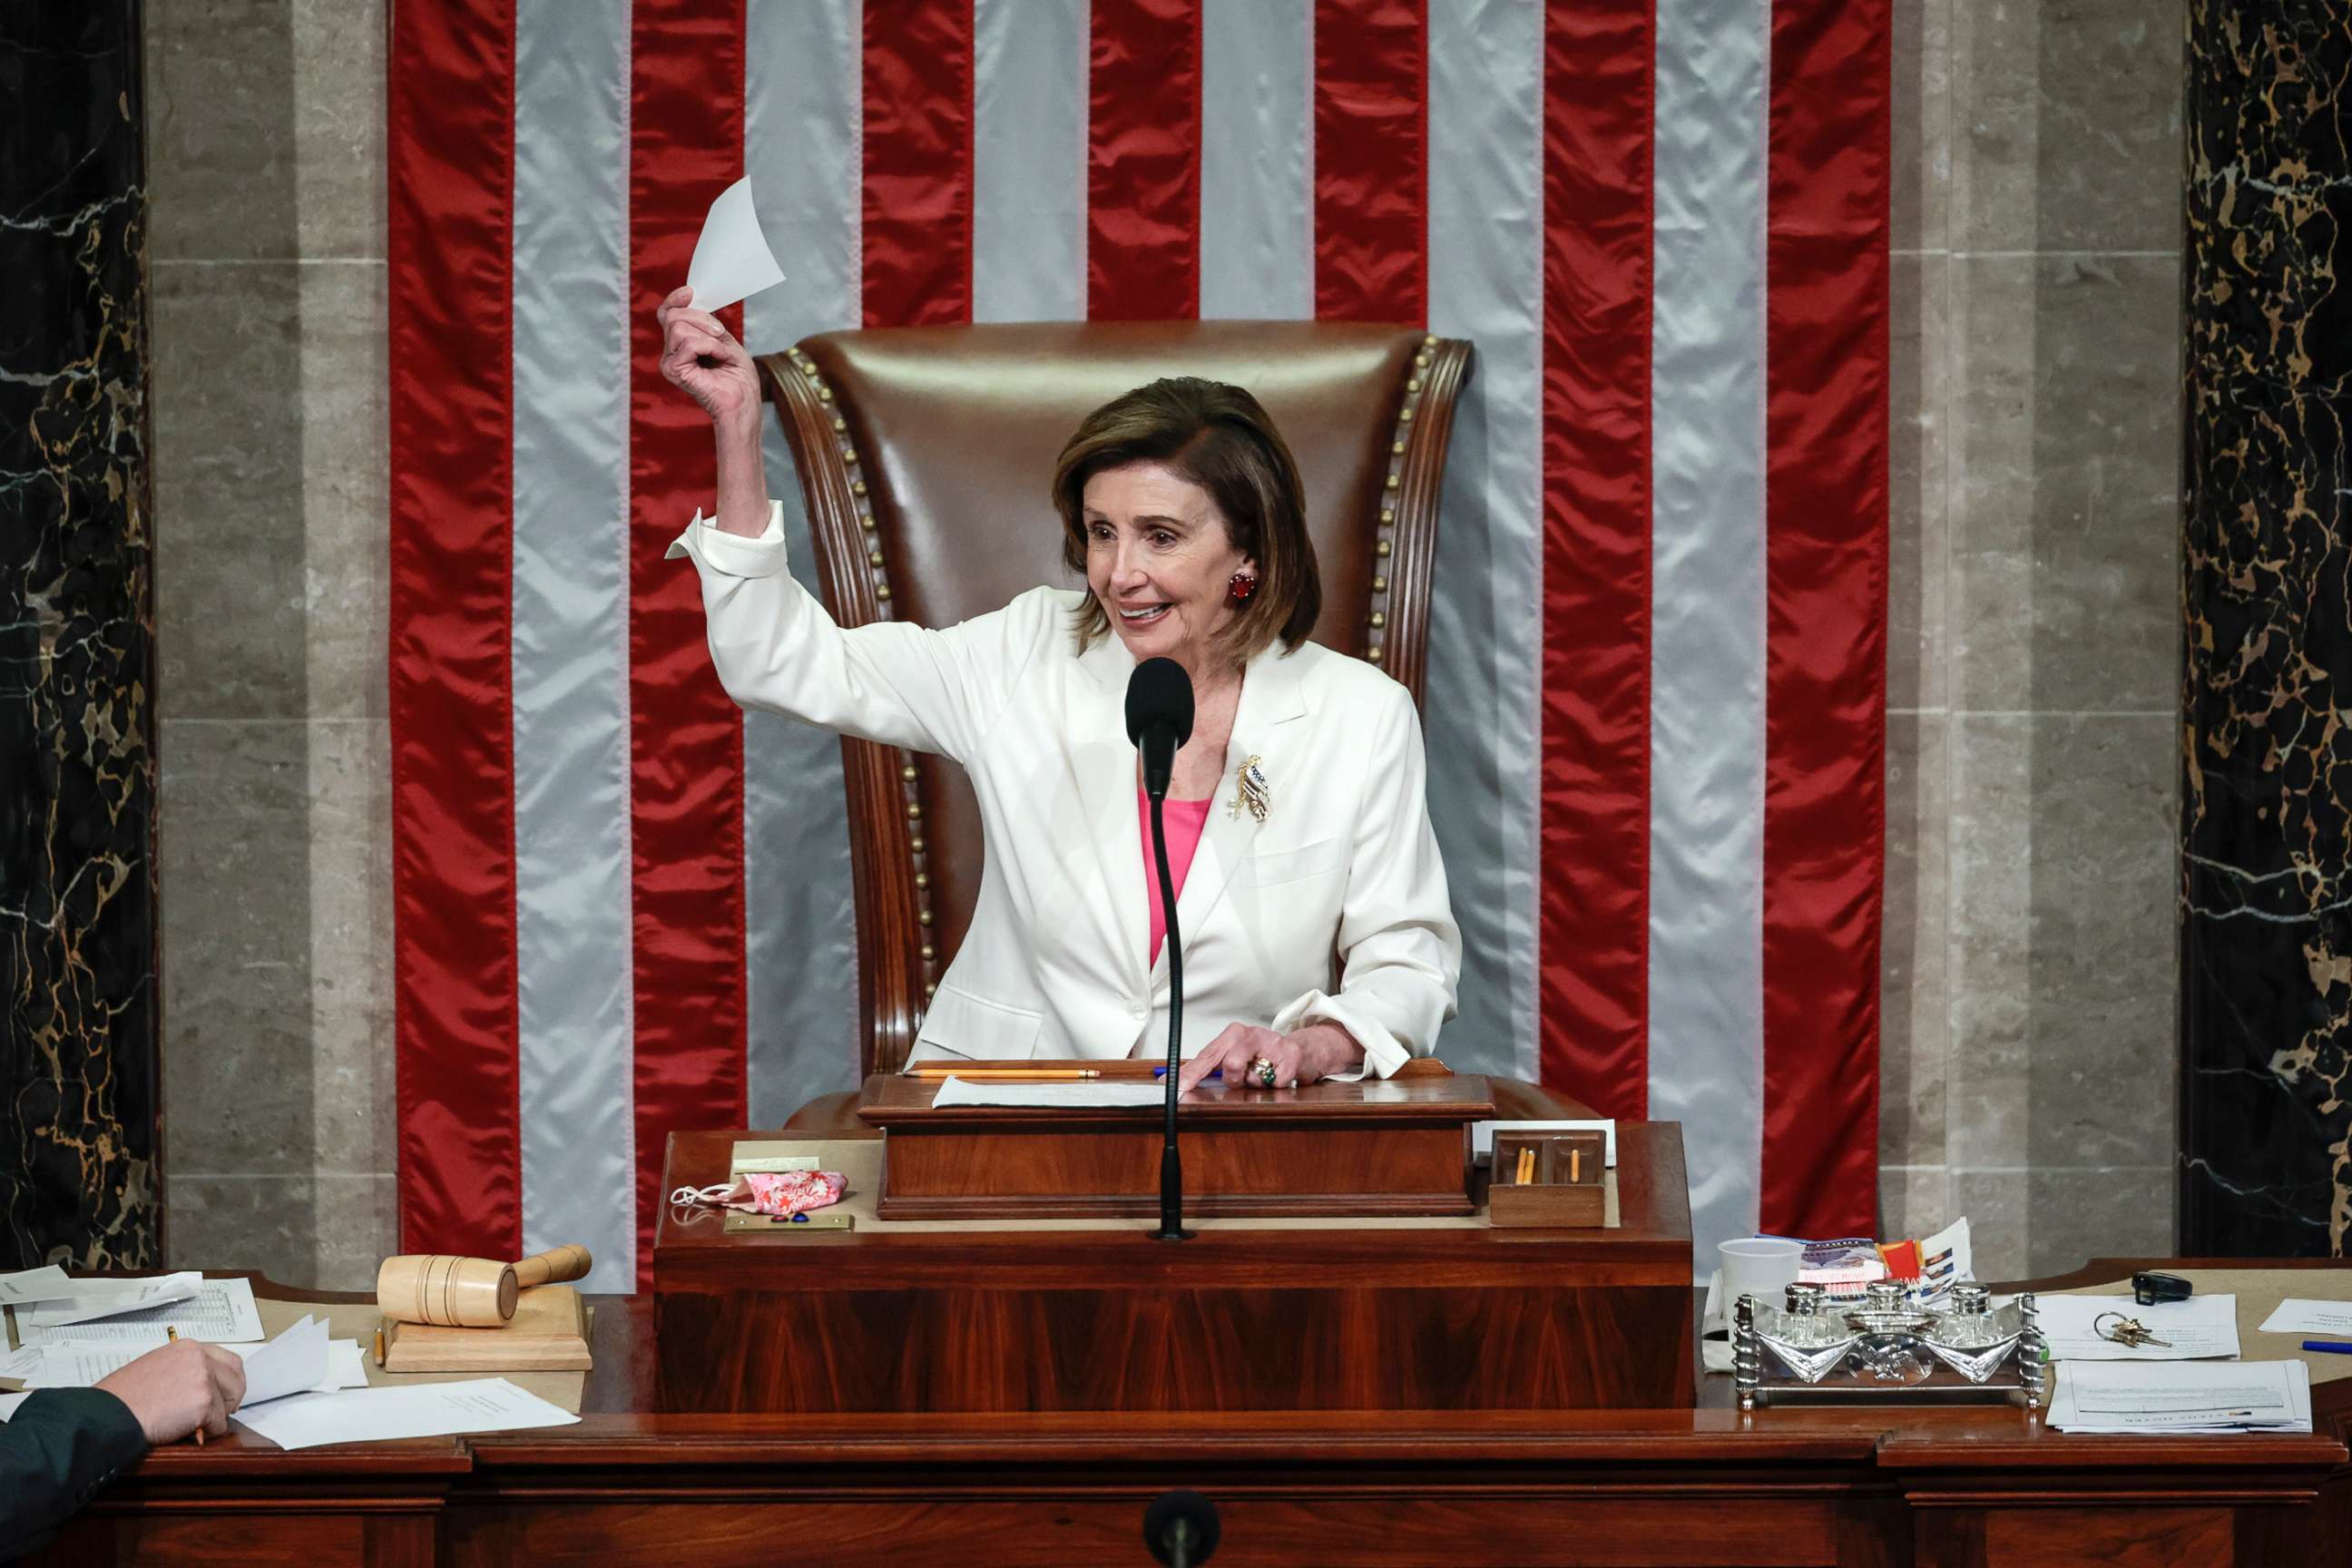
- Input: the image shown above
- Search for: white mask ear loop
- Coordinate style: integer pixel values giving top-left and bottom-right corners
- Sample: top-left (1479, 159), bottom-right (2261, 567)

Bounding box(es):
top-left (669, 1182), bottom-right (737, 1206)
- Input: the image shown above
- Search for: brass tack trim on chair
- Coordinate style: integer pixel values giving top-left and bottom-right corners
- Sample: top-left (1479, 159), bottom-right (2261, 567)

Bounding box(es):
top-left (915, 872), bottom-right (930, 890)
top-left (1367, 646), bottom-right (1385, 664)
top-left (901, 763), bottom-right (918, 781)
top-left (1373, 574), bottom-right (1387, 592)
top-left (1369, 611), bottom-right (1387, 630)
top-left (861, 513), bottom-right (876, 530)
top-left (876, 583), bottom-right (892, 601)
top-left (831, 416), bottom-right (847, 432)
top-left (1385, 474), bottom-right (1398, 490)
top-left (917, 909), bottom-right (932, 926)
top-left (906, 800), bottom-right (921, 819)
top-left (910, 835), bottom-right (925, 853)
top-left (868, 547), bottom-right (884, 566)
top-left (817, 386), bottom-right (833, 403)
top-left (851, 479), bottom-right (867, 495)
top-left (1377, 538), bottom-right (1390, 557)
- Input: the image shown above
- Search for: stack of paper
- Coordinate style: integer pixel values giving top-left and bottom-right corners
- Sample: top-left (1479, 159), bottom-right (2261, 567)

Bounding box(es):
top-left (13, 1273), bottom-right (263, 1345)
top-left (2049, 1360), bottom-right (2312, 1434)
top-left (2036, 1294), bottom-right (2241, 1361)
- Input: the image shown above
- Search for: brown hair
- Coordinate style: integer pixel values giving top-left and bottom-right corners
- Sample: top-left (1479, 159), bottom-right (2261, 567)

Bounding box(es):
top-left (1051, 377), bottom-right (1320, 665)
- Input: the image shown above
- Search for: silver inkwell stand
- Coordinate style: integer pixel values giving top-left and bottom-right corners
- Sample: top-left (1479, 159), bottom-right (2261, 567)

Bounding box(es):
top-left (1733, 1280), bottom-right (2047, 1411)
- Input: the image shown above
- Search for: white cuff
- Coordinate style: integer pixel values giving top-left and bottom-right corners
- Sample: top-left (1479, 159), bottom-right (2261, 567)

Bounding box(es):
top-left (1270, 988), bottom-right (1410, 1080)
top-left (665, 499), bottom-right (788, 579)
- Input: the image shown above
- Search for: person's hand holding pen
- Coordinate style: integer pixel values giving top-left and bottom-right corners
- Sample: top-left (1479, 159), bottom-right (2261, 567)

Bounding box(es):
top-left (94, 1331), bottom-right (244, 1447)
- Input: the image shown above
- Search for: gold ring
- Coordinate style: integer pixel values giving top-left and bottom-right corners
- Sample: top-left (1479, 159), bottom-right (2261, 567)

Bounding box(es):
top-left (1252, 1057), bottom-right (1279, 1089)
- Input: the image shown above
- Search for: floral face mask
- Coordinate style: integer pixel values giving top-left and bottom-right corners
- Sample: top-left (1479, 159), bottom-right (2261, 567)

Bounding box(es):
top-left (669, 1169), bottom-right (847, 1218)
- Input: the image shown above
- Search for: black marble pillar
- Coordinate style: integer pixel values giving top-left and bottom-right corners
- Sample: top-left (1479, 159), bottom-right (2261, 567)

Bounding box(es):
top-left (2180, 1), bottom-right (2352, 1255)
top-left (0, 4), bottom-right (160, 1269)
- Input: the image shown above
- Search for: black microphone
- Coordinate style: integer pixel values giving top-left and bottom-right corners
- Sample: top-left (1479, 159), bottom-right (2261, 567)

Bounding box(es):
top-left (1142, 1489), bottom-right (1220, 1567)
top-left (1125, 656), bottom-right (1193, 802)
top-left (1125, 658), bottom-right (1194, 1242)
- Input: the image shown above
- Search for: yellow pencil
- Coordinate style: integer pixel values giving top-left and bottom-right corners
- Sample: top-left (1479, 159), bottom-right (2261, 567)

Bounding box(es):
top-left (167, 1327), bottom-right (204, 1446)
top-left (1514, 1146), bottom-right (1535, 1185)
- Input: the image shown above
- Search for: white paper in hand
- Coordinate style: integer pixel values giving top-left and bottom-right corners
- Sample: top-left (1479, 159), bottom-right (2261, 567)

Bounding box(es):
top-left (234, 1314), bottom-right (330, 1406)
top-left (686, 178), bottom-right (785, 311)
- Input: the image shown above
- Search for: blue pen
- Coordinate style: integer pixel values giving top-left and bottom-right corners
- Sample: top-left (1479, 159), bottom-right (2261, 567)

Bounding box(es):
top-left (1152, 1066), bottom-right (1221, 1080)
top-left (2301, 1339), bottom-right (2352, 1355)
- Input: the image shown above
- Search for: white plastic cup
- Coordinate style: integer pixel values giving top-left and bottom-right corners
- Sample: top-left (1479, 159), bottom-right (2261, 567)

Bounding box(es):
top-left (1719, 1237), bottom-right (1805, 1312)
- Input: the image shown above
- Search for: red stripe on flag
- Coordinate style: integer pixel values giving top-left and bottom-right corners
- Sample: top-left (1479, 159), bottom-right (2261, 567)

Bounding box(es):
top-left (1759, 0), bottom-right (1891, 1238)
top-left (1313, 0), bottom-right (1426, 324)
top-left (864, 1), bottom-right (975, 327)
top-left (1537, 2), bottom-right (1655, 1118)
top-left (387, 0), bottom-right (522, 1261)
top-left (628, 0), bottom-right (750, 1289)
top-left (1087, 0), bottom-right (1201, 319)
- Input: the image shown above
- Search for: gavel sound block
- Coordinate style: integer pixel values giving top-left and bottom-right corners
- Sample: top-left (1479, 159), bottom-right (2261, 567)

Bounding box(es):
top-left (377, 1245), bottom-right (594, 1374)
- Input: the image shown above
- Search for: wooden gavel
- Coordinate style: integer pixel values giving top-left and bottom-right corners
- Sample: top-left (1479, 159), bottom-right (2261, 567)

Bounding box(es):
top-left (377, 1244), bottom-right (593, 1328)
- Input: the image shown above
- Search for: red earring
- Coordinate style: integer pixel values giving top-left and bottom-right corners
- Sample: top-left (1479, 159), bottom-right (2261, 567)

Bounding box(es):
top-left (1228, 573), bottom-right (1257, 603)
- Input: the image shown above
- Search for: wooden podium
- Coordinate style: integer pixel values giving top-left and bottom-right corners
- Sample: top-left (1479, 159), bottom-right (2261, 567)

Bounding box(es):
top-left (654, 1063), bottom-right (1693, 1416)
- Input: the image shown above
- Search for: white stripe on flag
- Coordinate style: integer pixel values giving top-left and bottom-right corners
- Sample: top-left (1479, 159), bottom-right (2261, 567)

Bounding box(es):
top-left (512, 0), bottom-right (637, 1293)
top-left (975, 0), bottom-right (1087, 322)
top-left (1200, 0), bottom-right (1312, 319)
top-left (741, 0), bottom-right (865, 1123)
top-left (1648, 0), bottom-right (1769, 1265)
top-left (1426, 0), bottom-right (1544, 1083)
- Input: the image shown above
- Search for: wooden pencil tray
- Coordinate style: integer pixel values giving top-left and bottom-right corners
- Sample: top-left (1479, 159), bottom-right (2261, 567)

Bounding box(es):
top-left (1487, 1131), bottom-right (1607, 1227)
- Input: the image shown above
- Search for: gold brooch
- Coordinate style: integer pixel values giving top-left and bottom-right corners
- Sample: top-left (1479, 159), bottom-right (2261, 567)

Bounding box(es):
top-left (1230, 755), bottom-right (1270, 823)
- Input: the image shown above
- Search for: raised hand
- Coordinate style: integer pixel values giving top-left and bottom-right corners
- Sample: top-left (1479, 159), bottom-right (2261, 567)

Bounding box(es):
top-left (657, 285), bottom-right (760, 428)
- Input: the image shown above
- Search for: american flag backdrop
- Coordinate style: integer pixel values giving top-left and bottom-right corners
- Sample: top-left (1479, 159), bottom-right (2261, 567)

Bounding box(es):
top-left (388, 0), bottom-right (1889, 1291)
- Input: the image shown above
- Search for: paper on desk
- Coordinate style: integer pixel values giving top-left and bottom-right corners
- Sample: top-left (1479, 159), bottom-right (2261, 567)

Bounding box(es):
top-left (685, 178), bottom-right (785, 311)
top-left (2257, 1298), bottom-right (2352, 1337)
top-left (2049, 1359), bottom-right (2310, 1434)
top-left (16, 1276), bottom-right (261, 1345)
top-left (0, 1268), bottom-right (75, 1306)
top-left (231, 1377), bottom-right (581, 1452)
top-left (2038, 1293), bottom-right (2240, 1361)
top-left (20, 1271), bottom-right (200, 1328)
top-left (235, 1314), bottom-right (329, 1406)
top-left (930, 1077), bottom-right (1167, 1109)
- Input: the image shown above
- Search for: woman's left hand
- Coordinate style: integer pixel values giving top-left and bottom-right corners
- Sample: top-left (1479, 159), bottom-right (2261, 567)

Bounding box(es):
top-left (1175, 1022), bottom-right (1362, 1094)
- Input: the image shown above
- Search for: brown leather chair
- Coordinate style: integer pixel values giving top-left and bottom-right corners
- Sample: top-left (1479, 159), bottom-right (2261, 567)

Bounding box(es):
top-left (760, 321), bottom-right (1473, 1083)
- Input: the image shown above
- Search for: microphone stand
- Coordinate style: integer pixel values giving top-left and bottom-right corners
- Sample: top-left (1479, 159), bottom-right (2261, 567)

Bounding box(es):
top-left (1148, 786), bottom-right (1191, 1242)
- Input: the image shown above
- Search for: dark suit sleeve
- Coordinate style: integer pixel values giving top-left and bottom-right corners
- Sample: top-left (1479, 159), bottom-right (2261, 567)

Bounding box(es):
top-left (1, 1388), bottom-right (149, 1561)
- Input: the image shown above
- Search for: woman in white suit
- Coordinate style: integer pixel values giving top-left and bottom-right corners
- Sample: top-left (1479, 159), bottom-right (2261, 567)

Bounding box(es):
top-left (657, 289), bottom-right (1460, 1093)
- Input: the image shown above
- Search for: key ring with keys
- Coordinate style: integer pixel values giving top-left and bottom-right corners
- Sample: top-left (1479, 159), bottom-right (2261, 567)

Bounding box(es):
top-left (2092, 1309), bottom-right (2172, 1349)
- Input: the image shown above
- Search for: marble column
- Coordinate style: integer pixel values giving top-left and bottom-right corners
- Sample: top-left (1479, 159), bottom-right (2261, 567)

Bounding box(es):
top-left (2180, 2), bottom-right (2352, 1254)
top-left (0, 4), bottom-right (161, 1269)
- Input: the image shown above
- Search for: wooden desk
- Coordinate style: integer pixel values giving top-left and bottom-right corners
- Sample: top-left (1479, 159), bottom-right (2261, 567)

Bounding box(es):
top-left (37, 1259), bottom-right (2352, 1567)
top-left (652, 1122), bottom-right (1695, 1414)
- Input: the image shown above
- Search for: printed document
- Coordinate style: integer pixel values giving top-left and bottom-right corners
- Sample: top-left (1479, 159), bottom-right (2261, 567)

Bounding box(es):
top-left (2049, 1360), bottom-right (2310, 1434)
top-left (2036, 1292), bottom-right (2240, 1361)
top-left (2257, 1298), bottom-right (2352, 1336)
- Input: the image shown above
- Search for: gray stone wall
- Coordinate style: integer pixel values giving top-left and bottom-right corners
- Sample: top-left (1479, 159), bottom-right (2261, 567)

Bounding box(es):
top-left (145, 0), bottom-right (2186, 1289)
top-left (149, 0), bottom-right (394, 1289)
top-left (1879, 0), bottom-right (2183, 1279)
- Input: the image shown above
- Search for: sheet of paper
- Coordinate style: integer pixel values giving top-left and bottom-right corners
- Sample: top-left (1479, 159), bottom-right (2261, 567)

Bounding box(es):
top-left (685, 178), bottom-right (785, 311)
top-left (1472, 1119), bottom-right (1617, 1166)
top-left (2257, 1298), bottom-right (2352, 1337)
top-left (0, 1267), bottom-right (75, 1306)
top-left (317, 1339), bottom-right (370, 1392)
top-left (15, 1317), bottom-right (178, 1348)
top-left (235, 1314), bottom-right (329, 1406)
top-left (2037, 1292), bottom-right (2240, 1361)
top-left (16, 1331), bottom-right (178, 1387)
top-left (21, 1271), bottom-right (200, 1328)
top-left (230, 1377), bottom-right (581, 1452)
top-left (2050, 1360), bottom-right (2309, 1433)
top-left (930, 1077), bottom-right (1167, 1108)
top-left (0, 1392), bottom-right (27, 1419)
top-left (18, 1276), bottom-right (263, 1345)
top-left (0, 1344), bottom-right (41, 1389)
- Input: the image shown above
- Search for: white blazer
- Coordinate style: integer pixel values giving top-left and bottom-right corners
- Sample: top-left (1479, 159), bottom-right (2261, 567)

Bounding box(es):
top-left (669, 504), bottom-right (1462, 1077)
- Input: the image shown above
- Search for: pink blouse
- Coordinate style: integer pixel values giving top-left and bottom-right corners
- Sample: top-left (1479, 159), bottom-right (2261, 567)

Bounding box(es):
top-left (1138, 789), bottom-right (1213, 965)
